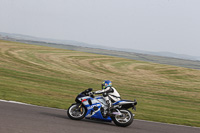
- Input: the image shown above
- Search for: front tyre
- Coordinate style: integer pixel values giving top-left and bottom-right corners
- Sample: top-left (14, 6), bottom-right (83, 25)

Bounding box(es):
top-left (67, 104), bottom-right (86, 120)
top-left (112, 110), bottom-right (134, 127)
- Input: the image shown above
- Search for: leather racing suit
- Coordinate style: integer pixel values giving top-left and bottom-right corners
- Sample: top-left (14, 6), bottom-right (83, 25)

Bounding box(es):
top-left (94, 87), bottom-right (121, 109)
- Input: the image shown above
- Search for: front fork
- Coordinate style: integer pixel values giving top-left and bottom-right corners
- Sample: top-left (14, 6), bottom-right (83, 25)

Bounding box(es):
top-left (72, 103), bottom-right (83, 113)
top-left (78, 103), bottom-right (83, 113)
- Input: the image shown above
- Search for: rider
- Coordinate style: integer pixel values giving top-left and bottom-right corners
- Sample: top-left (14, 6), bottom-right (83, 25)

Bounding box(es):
top-left (94, 80), bottom-right (121, 114)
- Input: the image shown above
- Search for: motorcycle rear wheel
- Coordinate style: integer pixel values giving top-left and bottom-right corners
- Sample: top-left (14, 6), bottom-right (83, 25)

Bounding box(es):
top-left (67, 103), bottom-right (86, 120)
top-left (112, 109), bottom-right (134, 127)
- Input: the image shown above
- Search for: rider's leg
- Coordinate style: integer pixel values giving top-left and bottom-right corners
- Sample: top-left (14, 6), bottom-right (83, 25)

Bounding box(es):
top-left (103, 93), bottom-right (111, 114)
top-left (103, 95), bottom-right (113, 114)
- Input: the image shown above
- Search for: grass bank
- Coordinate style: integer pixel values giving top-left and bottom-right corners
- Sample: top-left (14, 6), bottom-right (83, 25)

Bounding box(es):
top-left (0, 40), bottom-right (200, 127)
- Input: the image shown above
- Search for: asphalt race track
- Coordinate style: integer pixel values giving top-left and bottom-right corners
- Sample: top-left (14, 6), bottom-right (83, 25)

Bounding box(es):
top-left (0, 100), bottom-right (199, 133)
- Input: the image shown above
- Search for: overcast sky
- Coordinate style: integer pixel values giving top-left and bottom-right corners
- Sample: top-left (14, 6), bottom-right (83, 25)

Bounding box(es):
top-left (0, 0), bottom-right (200, 56)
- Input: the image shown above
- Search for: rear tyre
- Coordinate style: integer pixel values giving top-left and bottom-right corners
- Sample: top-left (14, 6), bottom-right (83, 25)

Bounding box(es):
top-left (67, 103), bottom-right (86, 120)
top-left (112, 109), bottom-right (134, 127)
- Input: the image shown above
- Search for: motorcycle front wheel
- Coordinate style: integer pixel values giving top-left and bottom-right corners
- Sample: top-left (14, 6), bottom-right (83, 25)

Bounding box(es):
top-left (112, 109), bottom-right (134, 127)
top-left (67, 103), bottom-right (86, 120)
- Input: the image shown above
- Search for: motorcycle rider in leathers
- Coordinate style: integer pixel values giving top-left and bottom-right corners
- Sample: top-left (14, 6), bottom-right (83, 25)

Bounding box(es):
top-left (94, 80), bottom-right (121, 114)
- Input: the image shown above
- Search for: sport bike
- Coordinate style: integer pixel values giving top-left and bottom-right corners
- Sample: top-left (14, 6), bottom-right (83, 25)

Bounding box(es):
top-left (67, 88), bottom-right (137, 127)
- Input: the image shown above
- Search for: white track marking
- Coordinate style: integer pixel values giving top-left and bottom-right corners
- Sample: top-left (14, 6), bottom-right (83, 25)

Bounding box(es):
top-left (135, 119), bottom-right (200, 129)
top-left (0, 99), bottom-right (65, 111)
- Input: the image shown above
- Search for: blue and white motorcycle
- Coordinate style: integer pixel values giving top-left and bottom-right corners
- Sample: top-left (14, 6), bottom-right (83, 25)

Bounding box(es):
top-left (67, 88), bottom-right (137, 127)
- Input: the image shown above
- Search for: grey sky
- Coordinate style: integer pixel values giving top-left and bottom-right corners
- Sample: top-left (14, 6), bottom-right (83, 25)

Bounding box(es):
top-left (0, 0), bottom-right (200, 56)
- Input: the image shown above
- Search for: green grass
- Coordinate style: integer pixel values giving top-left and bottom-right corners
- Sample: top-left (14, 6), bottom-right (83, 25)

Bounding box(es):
top-left (0, 40), bottom-right (200, 127)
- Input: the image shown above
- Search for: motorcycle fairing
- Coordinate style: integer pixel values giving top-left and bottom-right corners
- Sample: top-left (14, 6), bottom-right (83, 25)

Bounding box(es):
top-left (112, 100), bottom-right (135, 105)
top-left (78, 97), bottom-right (112, 122)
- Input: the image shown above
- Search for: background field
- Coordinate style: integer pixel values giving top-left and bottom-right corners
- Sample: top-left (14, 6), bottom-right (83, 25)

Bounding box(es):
top-left (0, 40), bottom-right (200, 127)
top-left (1, 33), bottom-right (200, 70)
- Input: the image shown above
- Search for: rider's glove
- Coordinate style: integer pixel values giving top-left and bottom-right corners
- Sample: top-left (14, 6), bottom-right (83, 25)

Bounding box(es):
top-left (88, 91), bottom-right (94, 95)
top-left (88, 92), bottom-right (95, 98)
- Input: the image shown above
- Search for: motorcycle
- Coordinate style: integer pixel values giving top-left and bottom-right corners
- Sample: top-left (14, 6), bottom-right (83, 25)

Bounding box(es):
top-left (67, 88), bottom-right (137, 127)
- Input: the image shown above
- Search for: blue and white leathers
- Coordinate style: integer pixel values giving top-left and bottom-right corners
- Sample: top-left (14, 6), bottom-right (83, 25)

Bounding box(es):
top-left (94, 87), bottom-right (121, 104)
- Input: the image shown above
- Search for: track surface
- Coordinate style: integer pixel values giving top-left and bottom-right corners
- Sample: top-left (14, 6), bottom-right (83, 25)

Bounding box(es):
top-left (0, 101), bottom-right (199, 133)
